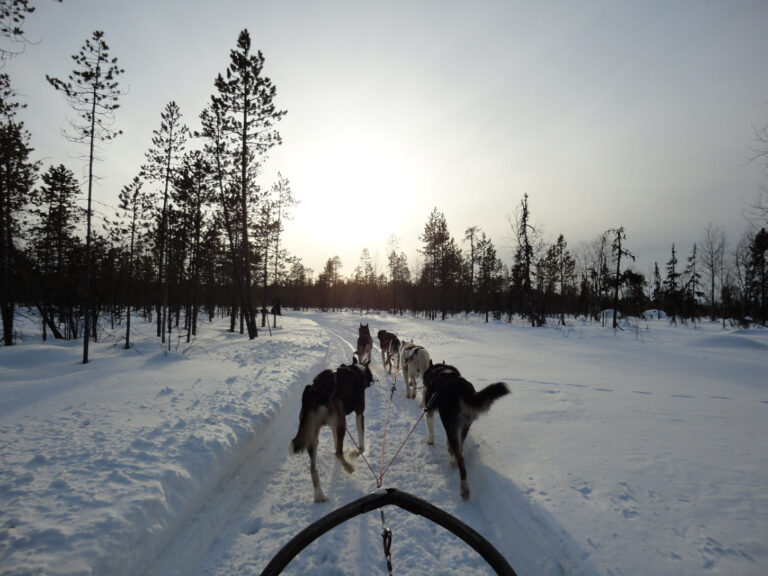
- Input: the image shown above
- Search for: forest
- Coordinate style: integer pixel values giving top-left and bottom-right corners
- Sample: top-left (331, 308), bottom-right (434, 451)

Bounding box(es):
top-left (2, 3), bottom-right (768, 360)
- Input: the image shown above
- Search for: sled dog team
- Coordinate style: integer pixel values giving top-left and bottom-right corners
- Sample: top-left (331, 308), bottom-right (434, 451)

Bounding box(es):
top-left (290, 323), bottom-right (510, 502)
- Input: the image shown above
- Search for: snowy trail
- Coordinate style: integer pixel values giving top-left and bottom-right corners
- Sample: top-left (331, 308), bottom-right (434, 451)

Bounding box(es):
top-left (142, 313), bottom-right (593, 576)
top-left (5, 311), bottom-right (763, 575)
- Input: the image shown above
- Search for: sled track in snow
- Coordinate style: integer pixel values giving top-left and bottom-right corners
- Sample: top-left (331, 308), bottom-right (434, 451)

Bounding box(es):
top-left (142, 320), bottom-right (373, 575)
top-left (143, 315), bottom-right (594, 575)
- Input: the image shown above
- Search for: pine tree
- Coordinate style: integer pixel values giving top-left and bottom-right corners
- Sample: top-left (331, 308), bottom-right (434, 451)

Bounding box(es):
top-left (0, 0), bottom-right (61, 62)
top-left (651, 262), bottom-right (663, 319)
top-left (476, 232), bottom-right (503, 323)
top-left (511, 194), bottom-right (539, 324)
top-left (177, 151), bottom-right (212, 341)
top-left (30, 164), bottom-right (81, 339)
top-left (746, 228), bottom-right (768, 324)
top-left (419, 208), bottom-right (459, 320)
top-left (47, 30), bottom-right (125, 363)
top-left (700, 223), bottom-right (725, 320)
top-left (269, 172), bottom-right (294, 327)
top-left (610, 226), bottom-right (635, 329)
top-left (464, 225), bottom-right (480, 310)
top-left (141, 101), bottom-right (189, 345)
top-left (214, 29), bottom-right (286, 339)
top-left (0, 73), bottom-right (38, 345)
top-left (112, 176), bottom-right (150, 349)
top-left (554, 234), bottom-right (575, 326)
top-left (197, 96), bottom-right (243, 330)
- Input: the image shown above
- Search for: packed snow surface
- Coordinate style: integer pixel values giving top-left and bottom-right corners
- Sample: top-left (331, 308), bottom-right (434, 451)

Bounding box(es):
top-left (1, 310), bottom-right (766, 575)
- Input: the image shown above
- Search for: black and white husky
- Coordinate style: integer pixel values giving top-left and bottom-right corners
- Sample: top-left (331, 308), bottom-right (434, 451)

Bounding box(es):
top-left (423, 361), bottom-right (509, 500)
top-left (399, 340), bottom-right (430, 399)
top-left (289, 358), bottom-right (375, 502)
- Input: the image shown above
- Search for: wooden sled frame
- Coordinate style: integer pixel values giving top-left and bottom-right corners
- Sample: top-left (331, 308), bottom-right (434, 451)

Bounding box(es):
top-left (260, 488), bottom-right (517, 575)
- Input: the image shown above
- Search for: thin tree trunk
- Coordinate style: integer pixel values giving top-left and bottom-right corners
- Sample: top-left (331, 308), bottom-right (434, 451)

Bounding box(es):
top-left (82, 80), bottom-right (99, 364)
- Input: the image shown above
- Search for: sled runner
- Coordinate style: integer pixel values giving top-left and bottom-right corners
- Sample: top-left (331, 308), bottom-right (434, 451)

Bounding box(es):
top-left (259, 488), bottom-right (517, 576)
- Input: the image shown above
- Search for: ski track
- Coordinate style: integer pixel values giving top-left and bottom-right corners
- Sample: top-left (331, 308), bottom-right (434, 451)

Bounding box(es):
top-left (143, 314), bottom-right (592, 576)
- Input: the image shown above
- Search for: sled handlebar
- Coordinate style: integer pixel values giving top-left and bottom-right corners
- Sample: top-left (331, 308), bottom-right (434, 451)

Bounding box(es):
top-left (259, 488), bottom-right (517, 576)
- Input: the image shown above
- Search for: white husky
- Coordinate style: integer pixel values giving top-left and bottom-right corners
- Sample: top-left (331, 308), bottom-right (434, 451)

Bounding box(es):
top-left (399, 340), bottom-right (430, 400)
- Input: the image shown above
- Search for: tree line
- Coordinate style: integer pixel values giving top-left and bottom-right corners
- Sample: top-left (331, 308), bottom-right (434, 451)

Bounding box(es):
top-left (1, 2), bottom-right (767, 356)
top-left (301, 202), bottom-right (767, 330)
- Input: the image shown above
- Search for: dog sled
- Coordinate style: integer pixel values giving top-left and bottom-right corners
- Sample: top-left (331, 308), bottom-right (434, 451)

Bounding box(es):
top-left (260, 488), bottom-right (517, 576)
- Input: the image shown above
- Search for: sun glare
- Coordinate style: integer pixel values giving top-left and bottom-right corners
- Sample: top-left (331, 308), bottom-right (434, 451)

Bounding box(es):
top-left (293, 138), bottom-right (421, 262)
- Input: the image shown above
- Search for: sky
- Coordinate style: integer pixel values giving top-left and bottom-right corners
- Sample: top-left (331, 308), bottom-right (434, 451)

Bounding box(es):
top-left (5, 0), bottom-right (768, 280)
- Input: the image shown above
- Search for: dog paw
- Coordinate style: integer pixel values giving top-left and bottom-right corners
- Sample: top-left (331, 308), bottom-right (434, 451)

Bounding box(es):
top-left (348, 448), bottom-right (363, 458)
top-left (342, 462), bottom-right (355, 474)
top-left (314, 491), bottom-right (328, 503)
top-left (460, 482), bottom-right (470, 500)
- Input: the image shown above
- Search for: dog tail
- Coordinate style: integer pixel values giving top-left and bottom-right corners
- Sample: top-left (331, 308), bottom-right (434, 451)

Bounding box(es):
top-left (289, 436), bottom-right (304, 454)
top-left (289, 385), bottom-right (317, 454)
top-left (470, 382), bottom-right (510, 413)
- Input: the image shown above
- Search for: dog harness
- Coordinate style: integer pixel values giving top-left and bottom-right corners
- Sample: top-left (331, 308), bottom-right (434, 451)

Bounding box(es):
top-left (402, 345), bottom-right (423, 367)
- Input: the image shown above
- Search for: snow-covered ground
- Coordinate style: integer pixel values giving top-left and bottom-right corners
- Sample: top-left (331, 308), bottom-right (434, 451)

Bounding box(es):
top-left (0, 309), bottom-right (766, 575)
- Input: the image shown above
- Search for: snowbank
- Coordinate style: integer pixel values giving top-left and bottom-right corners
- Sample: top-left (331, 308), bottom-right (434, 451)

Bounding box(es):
top-left (0, 314), bottom-right (327, 575)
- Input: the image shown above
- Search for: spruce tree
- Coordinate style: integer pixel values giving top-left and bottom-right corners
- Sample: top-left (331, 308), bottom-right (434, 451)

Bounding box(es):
top-left (682, 243), bottom-right (703, 322)
top-left (664, 244), bottom-right (681, 324)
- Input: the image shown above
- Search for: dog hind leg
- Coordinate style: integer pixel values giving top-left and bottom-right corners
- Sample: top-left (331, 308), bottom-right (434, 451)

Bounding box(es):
top-left (442, 410), bottom-right (470, 500)
top-left (349, 412), bottom-right (365, 457)
top-left (448, 431), bottom-right (469, 500)
top-left (356, 412), bottom-right (365, 454)
top-left (308, 441), bottom-right (327, 503)
top-left (332, 416), bottom-right (354, 474)
top-left (426, 410), bottom-right (435, 444)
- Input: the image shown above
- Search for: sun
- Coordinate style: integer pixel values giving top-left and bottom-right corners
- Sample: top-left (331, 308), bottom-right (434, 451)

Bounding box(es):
top-left (288, 136), bottom-right (423, 268)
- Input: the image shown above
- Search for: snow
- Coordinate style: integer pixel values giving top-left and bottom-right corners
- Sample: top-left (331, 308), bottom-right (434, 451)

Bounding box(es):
top-left (1, 310), bottom-right (766, 575)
